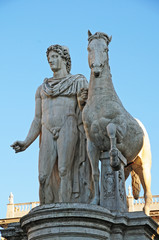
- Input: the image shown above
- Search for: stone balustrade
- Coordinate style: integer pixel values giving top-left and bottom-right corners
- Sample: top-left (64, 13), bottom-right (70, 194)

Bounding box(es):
top-left (5, 191), bottom-right (159, 226)
top-left (6, 201), bottom-right (39, 218)
top-left (127, 188), bottom-right (159, 214)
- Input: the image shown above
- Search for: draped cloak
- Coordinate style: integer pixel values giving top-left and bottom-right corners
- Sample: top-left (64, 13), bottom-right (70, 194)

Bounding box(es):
top-left (41, 74), bottom-right (93, 203)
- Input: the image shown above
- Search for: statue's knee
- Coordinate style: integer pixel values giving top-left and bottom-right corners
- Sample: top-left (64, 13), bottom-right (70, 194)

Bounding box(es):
top-left (39, 174), bottom-right (46, 185)
top-left (59, 167), bottom-right (67, 177)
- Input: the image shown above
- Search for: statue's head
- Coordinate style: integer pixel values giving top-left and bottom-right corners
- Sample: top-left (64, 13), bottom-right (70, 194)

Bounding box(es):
top-left (87, 30), bottom-right (112, 78)
top-left (46, 45), bottom-right (71, 73)
top-left (88, 30), bottom-right (112, 46)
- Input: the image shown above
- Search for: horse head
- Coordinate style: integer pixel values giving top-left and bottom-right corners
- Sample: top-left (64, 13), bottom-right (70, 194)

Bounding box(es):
top-left (87, 30), bottom-right (112, 78)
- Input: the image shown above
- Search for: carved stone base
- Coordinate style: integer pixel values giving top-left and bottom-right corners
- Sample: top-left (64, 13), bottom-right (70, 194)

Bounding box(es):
top-left (100, 151), bottom-right (127, 212)
top-left (17, 203), bottom-right (159, 240)
top-left (0, 222), bottom-right (27, 240)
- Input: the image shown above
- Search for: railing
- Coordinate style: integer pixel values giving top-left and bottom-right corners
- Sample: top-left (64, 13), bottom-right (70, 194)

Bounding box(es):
top-left (8, 195), bottom-right (159, 217)
top-left (127, 194), bottom-right (159, 213)
top-left (152, 195), bottom-right (159, 203)
top-left (6, 201), bottom-right (40, 218)
top-left (14, 202), bottom-right (39, 213)
top-left (133, 195), bottom-right (159, 205)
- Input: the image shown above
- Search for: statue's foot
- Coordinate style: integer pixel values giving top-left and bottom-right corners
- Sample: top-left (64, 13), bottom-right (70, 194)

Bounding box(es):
top-left (110, 148), bottom-right (121, 171)
top-left (90, 196), bottom-right (100, 205)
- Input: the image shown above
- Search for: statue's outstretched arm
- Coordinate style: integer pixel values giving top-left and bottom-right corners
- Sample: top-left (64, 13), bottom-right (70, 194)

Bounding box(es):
top-left (11, 86), bottom-right (42, 153)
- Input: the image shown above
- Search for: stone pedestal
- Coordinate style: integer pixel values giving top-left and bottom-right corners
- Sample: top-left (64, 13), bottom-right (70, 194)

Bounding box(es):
top-left (0, 222), bottom-right (27, 240)
top-left (18, 203), bottom-right (159, 240)
top-left (100, 151), bottom-right (127, 212)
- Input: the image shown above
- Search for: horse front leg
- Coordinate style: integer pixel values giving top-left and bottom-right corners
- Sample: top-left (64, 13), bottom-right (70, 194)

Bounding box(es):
top-left (87, 139), bottom-right (100, 205)
top-left (107, 123), bottom-right (121, 171)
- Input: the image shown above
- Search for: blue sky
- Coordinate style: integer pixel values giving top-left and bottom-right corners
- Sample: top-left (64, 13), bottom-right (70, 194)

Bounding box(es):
top-left (0, 0), bottom-right (159, 218)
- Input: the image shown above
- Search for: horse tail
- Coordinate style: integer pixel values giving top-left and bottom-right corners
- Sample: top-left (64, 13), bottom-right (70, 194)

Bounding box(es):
top-left (131, 170), bottom-right (141, 199)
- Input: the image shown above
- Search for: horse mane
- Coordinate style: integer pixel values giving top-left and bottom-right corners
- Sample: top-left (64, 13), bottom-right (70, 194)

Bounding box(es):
top-left (88, 32), bottom-right (112, 45)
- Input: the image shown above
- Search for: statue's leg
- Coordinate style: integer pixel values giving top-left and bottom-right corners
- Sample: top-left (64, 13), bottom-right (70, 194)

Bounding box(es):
top-left (132, 156), bottom-right (152, 216)
top-left (124, 165), bottom-right (131, 181)
top-left (39, 127), bottom-right (57, 204)
top-left (107, 123), bottom-right (121, 171)
top-left (142, 164), bottom-right (152, 216)
top-left (87, 139), bottom-right (100, 205)
top-left (57, 116), bottom-right (78, 203)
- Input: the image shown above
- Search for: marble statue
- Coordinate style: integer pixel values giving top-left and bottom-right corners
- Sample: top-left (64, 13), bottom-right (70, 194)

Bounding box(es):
top-left (82, 31), bottom-right (152, 215)
top-left (11, 44), bottom-right (93, 205)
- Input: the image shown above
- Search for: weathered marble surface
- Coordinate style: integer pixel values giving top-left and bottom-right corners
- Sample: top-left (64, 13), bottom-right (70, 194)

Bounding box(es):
top-left (2, 204), bottom-right (157, 240)
top-left (100, 151), bottom-right (127, 212)
top-left (11, 45), bottom-right (93, 205)
top-left (82, 31), bottom-right (152, 215)
top-left (1, 222), bottom-right (27, 240)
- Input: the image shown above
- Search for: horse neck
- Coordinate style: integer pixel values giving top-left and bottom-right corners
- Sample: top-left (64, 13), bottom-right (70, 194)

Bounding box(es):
top-left (88, 63), bottom-right (116, 99)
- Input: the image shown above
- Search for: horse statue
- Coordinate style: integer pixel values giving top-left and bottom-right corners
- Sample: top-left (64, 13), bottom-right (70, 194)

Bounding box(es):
top-left (82, 30), bottom-right (152, 215)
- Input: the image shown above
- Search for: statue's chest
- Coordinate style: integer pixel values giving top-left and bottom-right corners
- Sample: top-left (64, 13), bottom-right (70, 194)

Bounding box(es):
top-left (83, 97), bottom-right (122, 125)
top-left (83, 104), bottom-right (111, 150)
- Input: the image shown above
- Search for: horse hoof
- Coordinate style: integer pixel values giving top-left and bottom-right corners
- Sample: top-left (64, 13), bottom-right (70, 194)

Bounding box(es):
top-left (143, 206), bottom-right (150, 216)
top-left (110, 149), bottom-right (121, 171)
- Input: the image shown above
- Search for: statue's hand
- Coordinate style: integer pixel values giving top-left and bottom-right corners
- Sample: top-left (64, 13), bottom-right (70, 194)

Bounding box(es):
top-left (78, 88), bottom-right (88, 105)
top-left (10, 141), bottom-right (27, 153)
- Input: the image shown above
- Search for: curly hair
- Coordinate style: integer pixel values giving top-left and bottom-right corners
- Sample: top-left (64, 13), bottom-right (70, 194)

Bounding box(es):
top-left (46, 44), bottom-right (71, 73)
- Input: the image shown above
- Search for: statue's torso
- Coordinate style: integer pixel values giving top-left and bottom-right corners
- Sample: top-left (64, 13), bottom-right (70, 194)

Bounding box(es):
top-left (41, 90), bottom-right (77, 128)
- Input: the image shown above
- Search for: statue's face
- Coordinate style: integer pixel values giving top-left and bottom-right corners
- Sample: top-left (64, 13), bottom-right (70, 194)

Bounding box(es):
top-left (48, 50), bottom-right (63, 72)
top-left (88, 38), bottom-right (108, 78)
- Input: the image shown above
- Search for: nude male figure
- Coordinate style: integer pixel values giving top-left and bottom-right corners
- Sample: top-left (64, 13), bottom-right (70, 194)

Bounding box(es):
top-left (11, 45), bottom-right (88, 204)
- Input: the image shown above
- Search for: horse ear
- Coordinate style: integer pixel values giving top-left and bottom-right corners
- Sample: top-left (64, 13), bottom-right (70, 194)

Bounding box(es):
top-left (109, 35), bottom-right (112, 42)
top-left (88, 30), bottom-right (92, 37)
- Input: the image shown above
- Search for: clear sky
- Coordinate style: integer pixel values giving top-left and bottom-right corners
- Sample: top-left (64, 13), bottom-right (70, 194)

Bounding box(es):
top-left (0, 0), bottom-right (159, 218)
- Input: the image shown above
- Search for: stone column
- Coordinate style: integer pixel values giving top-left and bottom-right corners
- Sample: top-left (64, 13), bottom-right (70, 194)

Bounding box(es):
top-left (21, 203), bottom-right (113, 240)
top-left (100, 151), bottom-right (127, 212)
